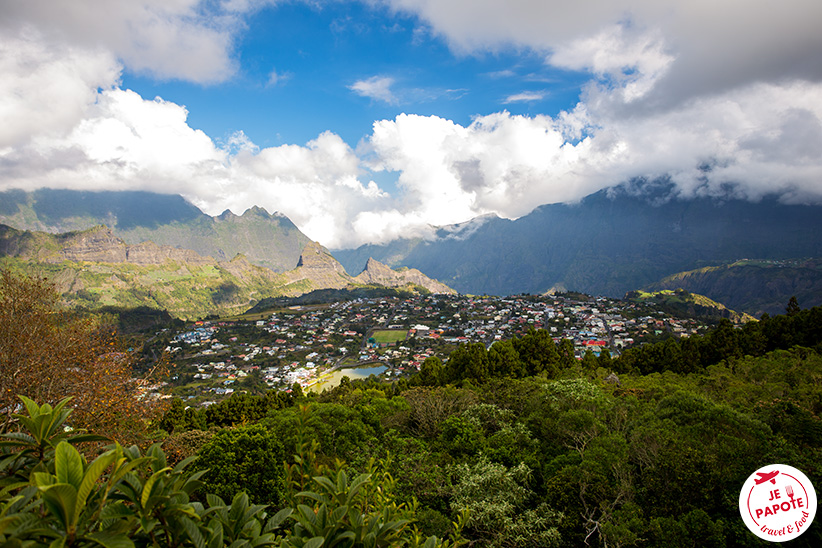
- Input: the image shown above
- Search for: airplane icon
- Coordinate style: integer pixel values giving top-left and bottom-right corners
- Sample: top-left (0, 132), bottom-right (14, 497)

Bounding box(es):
top-left (755, 471), bottom-right (779, 485)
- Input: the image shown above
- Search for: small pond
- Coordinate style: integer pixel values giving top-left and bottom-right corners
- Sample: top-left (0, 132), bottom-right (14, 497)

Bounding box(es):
top-left (307, 364), bottom-right (387, 393)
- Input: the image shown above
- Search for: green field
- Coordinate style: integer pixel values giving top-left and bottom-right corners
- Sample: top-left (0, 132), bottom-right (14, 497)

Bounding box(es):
top-left (370, 329), bottom-right (408, 344)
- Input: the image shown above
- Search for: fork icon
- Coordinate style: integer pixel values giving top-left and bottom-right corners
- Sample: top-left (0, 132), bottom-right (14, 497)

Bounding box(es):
top-left (786, 484), bottom-right (795, 500)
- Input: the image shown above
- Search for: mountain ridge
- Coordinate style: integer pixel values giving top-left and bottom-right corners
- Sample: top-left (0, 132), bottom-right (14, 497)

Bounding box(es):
top-left (0, 189), bottom-right (311, 272)
top-left (354, 257), bottom-right (456, 294)
top-left (642, 259), bottom-right (822, 316)
top-left (0, 223), bottom-right (455, 318)
top-left (334, 186), bottom-right (822, 313)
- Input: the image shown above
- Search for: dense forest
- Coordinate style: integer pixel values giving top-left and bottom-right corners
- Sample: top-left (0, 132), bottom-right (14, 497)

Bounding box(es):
top-left (2, 270), bottom-right (821, 547)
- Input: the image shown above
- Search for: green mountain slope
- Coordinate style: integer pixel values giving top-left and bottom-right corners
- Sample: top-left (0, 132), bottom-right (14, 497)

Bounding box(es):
top-left (643, 259), bottom-right (822, 317)
top-left (625, 288), bottom-right (755, 323)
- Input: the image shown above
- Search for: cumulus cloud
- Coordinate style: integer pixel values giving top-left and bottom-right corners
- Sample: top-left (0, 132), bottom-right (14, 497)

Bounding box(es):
top-left (0, 30), bottom-right (121, 148)
top-left (3, 77), bottom-right (822, 248)
top-left (350, 81), bottom-right (818, 237)
top-left (549, 24), bottom-right (673, 102)
top-left (349, 76), bottom-right (399, 104)
top-left (1, 0), bottom-right (242, 83)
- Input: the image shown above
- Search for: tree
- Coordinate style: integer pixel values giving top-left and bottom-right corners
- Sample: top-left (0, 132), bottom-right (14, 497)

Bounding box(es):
top-left (450, 456), bottom-right (561, 547)
top-left (488, 340), bottom-right (524, 378)
top-left (193, 423), bottom-right (287, 505)
top-left (417, 356), bottom-right (445, 386)
top-left (446, 343), bottom-right (490, 383)
top-left (513, 329), bottom-right (560, 378)
top-left (787, 295), bottom-right (801, 316)
top-left (0, 269), bottom-right (165, 443)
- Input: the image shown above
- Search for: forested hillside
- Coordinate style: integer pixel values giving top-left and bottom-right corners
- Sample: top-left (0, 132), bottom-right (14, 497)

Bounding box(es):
top-left (163, 305), bottom-right (822, 547)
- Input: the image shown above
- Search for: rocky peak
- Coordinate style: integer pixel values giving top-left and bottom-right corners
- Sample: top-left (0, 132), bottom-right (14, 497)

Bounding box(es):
top-left (355, 257), bottom-right (455, 294)
top-left (356, 257), bottom-right (400, 284)
top-left (216, 209), bottom-right (237, 221)
top-left (242, 205), bottom-right (271, 218)
top-left (296, 242), bottom-right (347, 273)
top-left (288, 242), bottom-right (352, 289)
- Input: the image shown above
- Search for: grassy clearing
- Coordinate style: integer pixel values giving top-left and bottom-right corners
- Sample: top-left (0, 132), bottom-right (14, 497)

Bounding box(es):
top-left (370, 329), bottom-right (408, 344)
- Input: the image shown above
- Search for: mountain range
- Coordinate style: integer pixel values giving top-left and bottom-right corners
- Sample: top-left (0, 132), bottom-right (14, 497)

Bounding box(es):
top-left (0, 188), bottom-right (310, 272)
top-left (0, 223), bottom-right (454, 319)
top-left (333, 185), bottom-right (822, 315)
top-left (2, 186), bottom-right (821, 317)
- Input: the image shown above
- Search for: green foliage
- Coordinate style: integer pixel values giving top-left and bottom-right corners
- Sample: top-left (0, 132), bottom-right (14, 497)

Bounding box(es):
top-left (615, 304), bottom-right (822, 375)
top-left (280, 407), bottom-right (464, 548)
top-left (439, 416), bottom-right (485, 459)
top-left (193, 423), bottom-right (287, 506)
top-left (9, 303), bottom-right (822, 547)
top-left (414, 358), bottom-right (445, 387)
top-left (435, 329), bottom-right (569, 386)
top-left (0, 397), bottom-right (106, 488)
top-left (446, 343), bottom-right (490, 384)
top-left (203, 391), bottom-right (294, 429)
top-left (1, 396), bottom-right (464, 548)
top-left (450, 456), bottom-right (560, 548)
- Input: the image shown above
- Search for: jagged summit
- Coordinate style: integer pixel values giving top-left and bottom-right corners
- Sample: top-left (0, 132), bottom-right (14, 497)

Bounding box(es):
top-left (242, 205), bottom-right (272, 217)
top-left (296, 242), bottom-right (347, 272)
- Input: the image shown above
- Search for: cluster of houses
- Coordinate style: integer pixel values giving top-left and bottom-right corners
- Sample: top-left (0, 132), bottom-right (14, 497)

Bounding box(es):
top-left (159, 293), bottom-right (709, 404)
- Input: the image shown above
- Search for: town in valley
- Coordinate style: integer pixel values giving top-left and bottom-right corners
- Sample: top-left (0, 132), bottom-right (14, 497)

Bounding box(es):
top-left (149, 292), bottom-right (716, 405)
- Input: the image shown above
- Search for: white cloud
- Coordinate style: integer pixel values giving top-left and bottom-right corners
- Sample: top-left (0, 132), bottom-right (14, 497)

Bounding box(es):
top-left (349, 76), bottom-right (399, 104)
top-left (549, 24), bottom-right (673, 102)
top-left (0, 30), bottom-right (121, 148)
top-left (354, 79), bottom-right (822, 238)
top-left (1, 0), bottom-right (241, 83)
top-left (266, 68), bottom-right (292, 87)
top-left (385, 0), bottom-right (822, 105)
top-left (504, 91), bottom-right (545, 103)
top-left (3, 69), bottom-right (822, 249)
top-left (485, 69), bottom-right (516, 79)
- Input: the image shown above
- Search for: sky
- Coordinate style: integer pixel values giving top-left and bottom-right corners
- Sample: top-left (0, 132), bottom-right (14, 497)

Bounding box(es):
top-left (2, 0), bottom-right (822, 249)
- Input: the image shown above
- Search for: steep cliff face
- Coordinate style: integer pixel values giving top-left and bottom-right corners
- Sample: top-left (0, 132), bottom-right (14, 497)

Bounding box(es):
top-left (354, 257), bottom-right (455, 294)
top-left (126, 241), bottom-right (216, 266)
top-left (2, 225), bottom-right (219, 267)
top-left (57, 226), bottom-right (127, 263)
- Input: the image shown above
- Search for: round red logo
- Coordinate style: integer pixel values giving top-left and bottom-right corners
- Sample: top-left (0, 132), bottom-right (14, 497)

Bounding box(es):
top-left (739, 464), bottom-right (817, 542)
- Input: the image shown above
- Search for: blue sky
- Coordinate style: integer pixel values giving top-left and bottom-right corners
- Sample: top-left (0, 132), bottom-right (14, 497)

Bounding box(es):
top-left (2, 1), bottom-right (822, 248)
top-left (122, 2), bottom-right (586, 150)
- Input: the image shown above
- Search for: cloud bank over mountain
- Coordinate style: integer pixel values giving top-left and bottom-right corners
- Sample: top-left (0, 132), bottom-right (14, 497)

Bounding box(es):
top-left (1, 1), bottom-right (821, 248)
